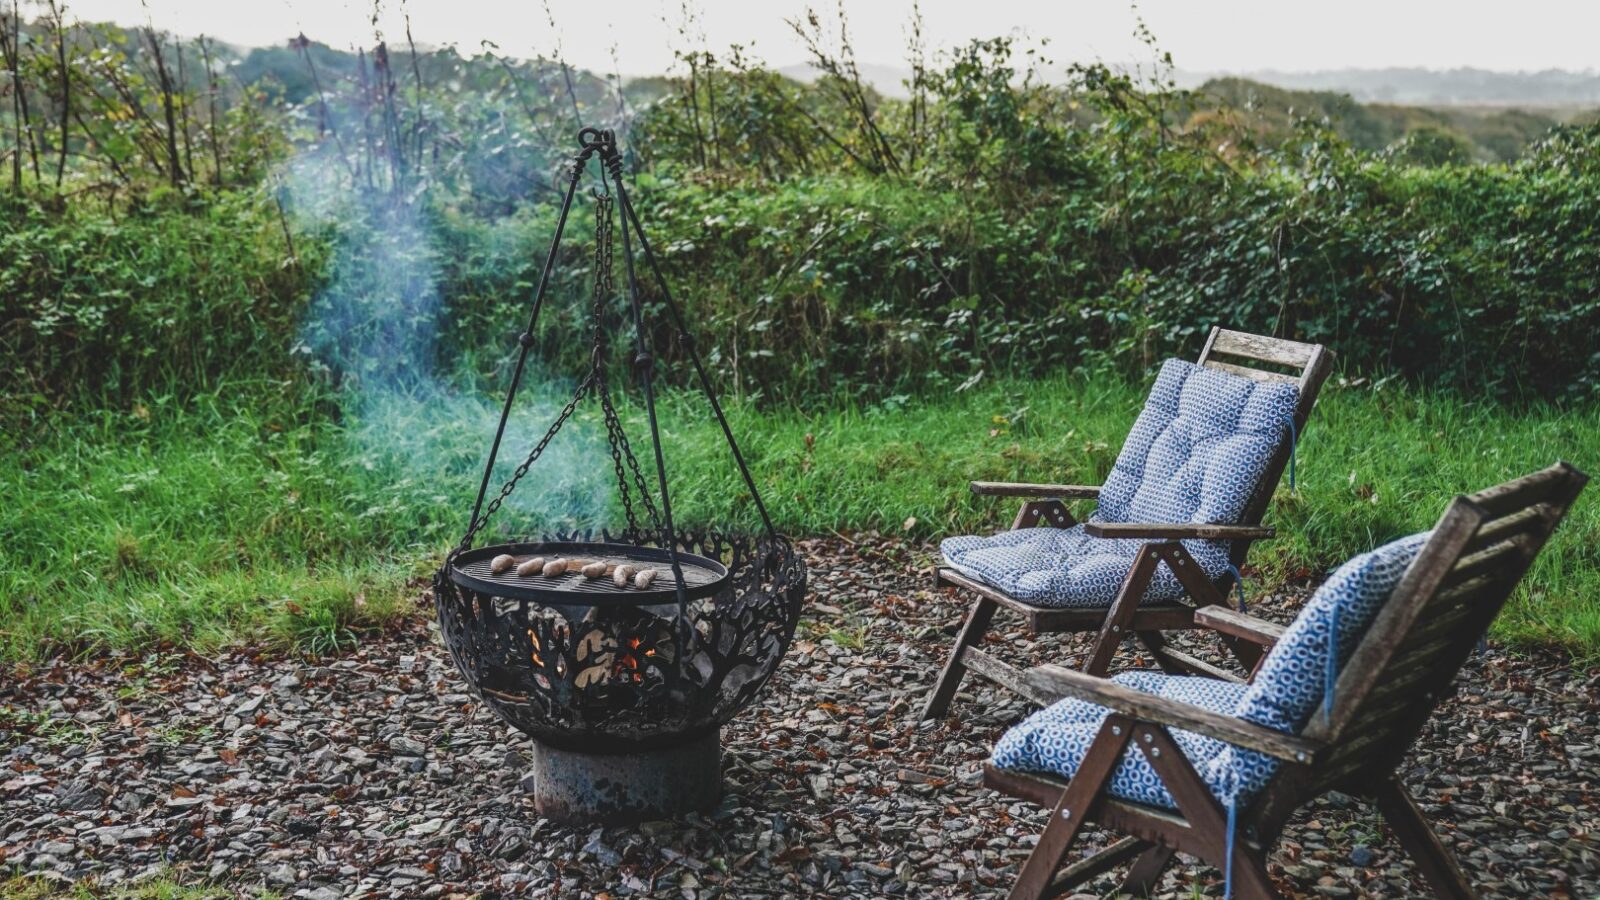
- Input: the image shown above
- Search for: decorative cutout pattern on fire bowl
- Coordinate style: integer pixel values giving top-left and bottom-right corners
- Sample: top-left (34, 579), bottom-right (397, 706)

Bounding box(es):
top-left (434, 529), bottom-right (806, 753)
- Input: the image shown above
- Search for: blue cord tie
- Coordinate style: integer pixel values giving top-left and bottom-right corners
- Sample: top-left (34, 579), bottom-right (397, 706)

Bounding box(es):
top-left (1323, 606), bottom-right (1341, 724)
top-left (1285, 415), bottom-right (1299, 493)
top-left (1225, 563), bottom-right (1248, 612)
top-left (1224, 794), bottom-right (1238, 899)
top-left (1477, 634), bottom-right (1489, 655)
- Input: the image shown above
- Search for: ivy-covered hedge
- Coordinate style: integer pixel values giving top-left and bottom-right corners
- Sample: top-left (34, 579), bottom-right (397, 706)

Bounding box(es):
top-left (6, 122), bottom-right (1599, 412)
top-left (625, 123), bottom-right (1600, 403)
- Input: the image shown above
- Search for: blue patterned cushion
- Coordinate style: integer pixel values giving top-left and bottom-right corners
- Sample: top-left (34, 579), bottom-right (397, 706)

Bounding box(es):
top-left (942, 524), bottom-right (1194, 606)
top-left (990, 671), bottom-right (1264, 810)
top-left (943, 359), bottom-right (1299, 608)
top-left (1213, 531), bottom-right (1431, 801)
top-left (990, 532), bottom-right (1431, 810)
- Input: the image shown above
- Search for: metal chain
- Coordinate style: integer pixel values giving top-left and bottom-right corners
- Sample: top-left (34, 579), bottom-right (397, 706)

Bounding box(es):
top-left (590, 191), bottom-right (615, 334)
top-left (604, 397), bottom-right (643, 532)
top-left (588, 186), bottom-right (665, 536)
top-left (451, 371), bottom-right (594, 558)
top-left (588, 190), bottom-right (642, 534)
top-left (601, 390), bottom-right (662, 533)
top-left (450, 133), bottom-right (691, 557)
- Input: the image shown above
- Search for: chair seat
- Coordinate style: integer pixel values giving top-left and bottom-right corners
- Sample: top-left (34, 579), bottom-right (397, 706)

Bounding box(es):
top-left (989, 532), bottom-right (1434, 810)
top-left (989, 671), bottom-right (1277, 810)
top-left (941, 524), bottom-right (1222, 608)
top-left (943, 359), bottom-right (1299, 609)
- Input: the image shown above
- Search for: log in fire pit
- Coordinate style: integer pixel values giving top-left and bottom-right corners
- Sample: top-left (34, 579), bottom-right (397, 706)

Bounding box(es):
top-left (433, 129), bottom-right (806, 824)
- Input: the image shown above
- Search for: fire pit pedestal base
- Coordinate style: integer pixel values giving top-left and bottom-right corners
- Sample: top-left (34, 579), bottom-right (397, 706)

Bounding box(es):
top-left (527, 730), bottom-right (722, 825)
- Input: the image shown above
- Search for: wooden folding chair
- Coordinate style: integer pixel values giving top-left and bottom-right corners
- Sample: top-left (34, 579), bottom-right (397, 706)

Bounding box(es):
top-left (985, 462), bottom-right (1587, 899)
top-left (923, 328), bottom-right (1334, 720)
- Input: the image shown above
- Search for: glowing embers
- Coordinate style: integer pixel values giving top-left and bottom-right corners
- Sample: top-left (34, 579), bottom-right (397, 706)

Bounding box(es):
top-left (515, 591), bottom-right (711, 690)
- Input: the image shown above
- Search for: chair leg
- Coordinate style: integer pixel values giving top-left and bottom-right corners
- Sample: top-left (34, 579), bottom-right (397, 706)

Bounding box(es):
top-left (1136, 724), bottom-right (1283, 899)
top-left (1034, 837), bottom-right (1150, 899)
top-left (1083, 546), bottom-right (1161, 676)
top-left (1119, 844), bottom-right (1175, 894)
top-left (1132, 629), bottom-right (1186, 675)
top-left (1011, 716), bottom-right (1135, 900)
top-left (1374, 779), bottom-right (1478, 900)
top-left (921, 594), bottom-right (999, 720)
top-left (1156, 542), bottom-right (1263, 674)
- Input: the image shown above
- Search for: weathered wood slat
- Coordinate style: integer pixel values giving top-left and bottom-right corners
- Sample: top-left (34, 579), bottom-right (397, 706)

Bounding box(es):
top-left (1209, 328), bottom-right (1318, 368)
top-left (970, 481), bottom-right (1102, 498)
top-left (1363, 664), bottom-right (1444, 706)
top-left (1465, 504), bottom-right (1553, 553)
top-left (1441, 538), bottom-right (1527, 588)
top-left (1469, 463), bottom-right (1577, 516)
top-left (936, 567), bottom-right (1064, 622)
top-left (1143, 645), bottom-right (1247, 683)
top-left (1025, 664), bottom-right (1319, 761)
top-left (963, 647), bottom-right (1060, 707)
top-left (1333, 687), bottom-right (1455, 756)
top-left (1120, 845), bottom-right (1177, 894)
top-left (984, 763), bottom-right (1068, 807)
top-left (1316, 703), bottom-right (1459, 793)
top-left (1382, 632), bottom-right (1478, 683)
top-left (1192, 606), bottom-right (1287, 646)
top-left (1044, 837), bottom-right (1150, 897)
top-left (1337, 691), bottom-right (1435, 739)
top-left (1408, 599), bottom-right (1481, 645)
top-left (1318, 709), bottom-right (1447, 782)
top-left (1200, 359), bottom-right (1301, 383)
top-left (1304, 500), bottom-right (1484, 740)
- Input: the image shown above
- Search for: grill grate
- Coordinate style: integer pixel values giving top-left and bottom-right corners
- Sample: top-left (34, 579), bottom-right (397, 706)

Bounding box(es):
top-left (449, 541), bottom-right (729, 606)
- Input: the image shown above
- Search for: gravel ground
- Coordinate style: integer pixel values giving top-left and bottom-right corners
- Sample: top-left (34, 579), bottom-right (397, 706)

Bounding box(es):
top-left (3, 535), bottom-right (1598, 898)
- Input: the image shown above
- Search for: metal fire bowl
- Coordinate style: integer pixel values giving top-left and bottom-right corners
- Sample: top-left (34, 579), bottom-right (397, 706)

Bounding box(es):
top-left (433, 530), bottom-right (807, 753)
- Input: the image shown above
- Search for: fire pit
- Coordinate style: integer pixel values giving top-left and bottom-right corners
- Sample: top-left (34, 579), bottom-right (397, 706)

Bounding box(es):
top-left (432, 129), bottom-right (806, 824)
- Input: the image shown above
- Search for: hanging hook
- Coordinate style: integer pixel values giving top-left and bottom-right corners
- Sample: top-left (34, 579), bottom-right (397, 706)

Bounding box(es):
top-left (578, 127), bottom-right (614, 154)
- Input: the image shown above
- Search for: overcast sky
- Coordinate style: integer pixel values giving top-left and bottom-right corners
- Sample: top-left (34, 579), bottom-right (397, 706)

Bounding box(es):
top-left (57, 0), bottom-right (1600, 75)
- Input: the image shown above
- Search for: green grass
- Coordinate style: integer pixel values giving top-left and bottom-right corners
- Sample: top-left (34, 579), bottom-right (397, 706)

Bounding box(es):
top-left (3, 375), bottom-right (1596, 663)
top-left (0, 873), bottom-right (257, 899)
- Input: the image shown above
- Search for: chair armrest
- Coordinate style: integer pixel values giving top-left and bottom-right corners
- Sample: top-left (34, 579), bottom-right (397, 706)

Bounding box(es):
top-left (1193, 606), bottom-right (1286, 647)
top-left (970, 481), bottom-right (1101, 499)
top-left (1081, 522), bottom-right (1275, 540)
top-left (1024, 664), bottom-right (1320, 763)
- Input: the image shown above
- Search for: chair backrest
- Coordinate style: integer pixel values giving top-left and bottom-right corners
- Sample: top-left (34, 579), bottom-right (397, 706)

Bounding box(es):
top-left (1194, 328), bottom-right (1334, 567)
top-left (1093, 358), bottom-right (1300, 531)
top-left (1303, 462), bottom-right (1588, 795)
